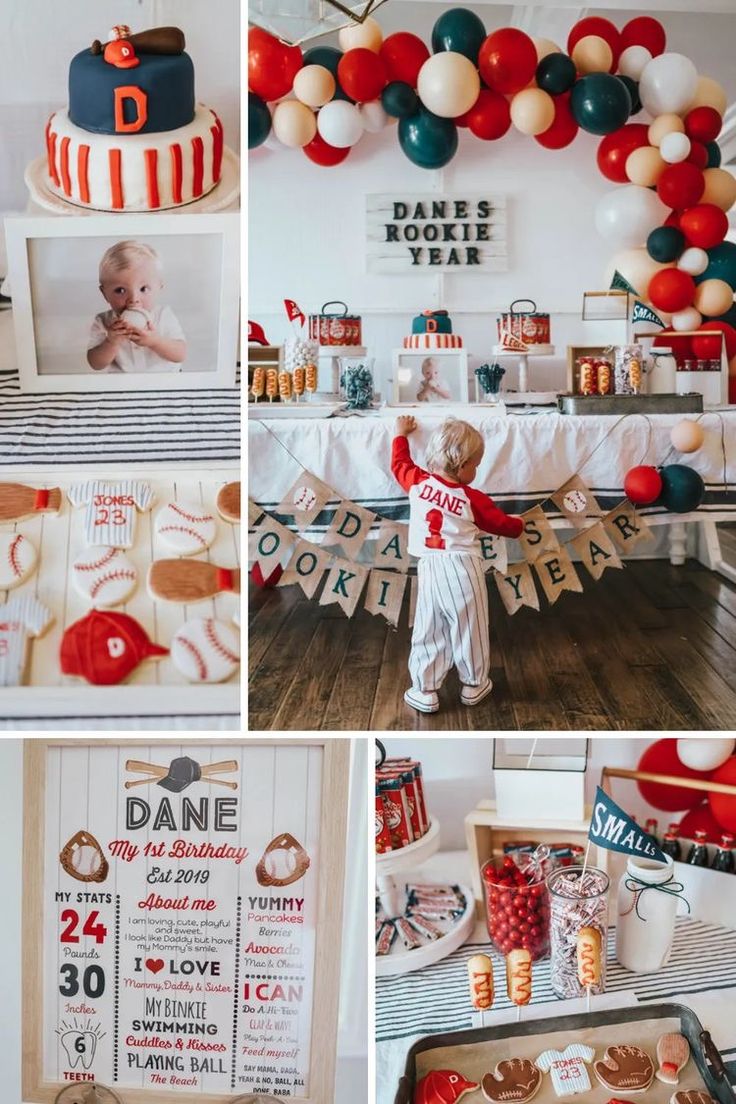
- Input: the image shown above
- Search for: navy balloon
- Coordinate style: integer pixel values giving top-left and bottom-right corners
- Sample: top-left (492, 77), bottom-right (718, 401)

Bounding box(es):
top-left (302, 45), bottom-right (353, 102)
top-left (706, 141), bottom-right (722, 168)
top-left (618, 76), bottom-right (642, 115)
top-left (694, 242), bottom-right (736, 290)
top-left (647, 226), bottom-right (685, 263)
top-left (570, 73), bottom-right (631, 135)
top-left (658, 465), bottom-right (705, 514)
top-left (431, 8), bottom-right (486, 62)
top-left (248, 92), bottom-right (271, 149)
top-left (536, 53), bottom-right (576, 95)
top-left (382, 81), bottom-right (419, 119)
top-left (399, 107), bottom-right (458, 169)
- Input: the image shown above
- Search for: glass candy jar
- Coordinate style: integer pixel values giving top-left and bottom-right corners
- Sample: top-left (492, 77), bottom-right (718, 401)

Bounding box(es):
top-left (548, 865), bottom-right (609, 998)
top-left (482, 855), bottom-right (550, 961)
top-left (340, 356), bottom-right (374, 409)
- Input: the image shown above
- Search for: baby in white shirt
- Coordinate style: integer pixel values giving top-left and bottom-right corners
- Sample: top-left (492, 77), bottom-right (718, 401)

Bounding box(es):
top-left (87, 240), bottom-right (187, 373)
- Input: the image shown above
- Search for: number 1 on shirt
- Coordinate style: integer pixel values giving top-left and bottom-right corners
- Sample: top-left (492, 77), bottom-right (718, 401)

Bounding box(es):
top-left (425, 508), bottom-right (446, 550)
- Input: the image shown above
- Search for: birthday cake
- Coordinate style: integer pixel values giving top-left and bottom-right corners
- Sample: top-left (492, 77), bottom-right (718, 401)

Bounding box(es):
top-left (43, 25), bottom-right (225, 212)
top-left (403, 309), bottom-right (463, 349)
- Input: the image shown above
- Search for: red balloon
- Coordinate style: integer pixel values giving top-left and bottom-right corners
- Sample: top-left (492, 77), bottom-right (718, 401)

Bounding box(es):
top-left (379, 32), bottom-right (430, 88)
top-left (637, 738), bottom-right (711, 812)
top-left (465, 89), bottom-right (511, 140)
top-left (596, 124), bottom-right (649, 183)
top-left (679, 799), bottom-right (724, 844)
top-left (679, 203), bottom-right (729, 250)
top-left (708, 757), bottom-right (736, 834)
top-left (648, 269), bottom-right (696, 313)
top-left (624, 465), bottom-right (662, 506)
top-left (303, 131), bottom-right (351, 166)
top-left (656, 163), bottom-right (705, 211)
top-left (620, 16), bottom-right (666, 57)
top-left (248, 27), bottom-right (303, 102)
top-left (687, 141), bottom-right (708, 170)
top-left (478, 28), bottom-right (537, 95)
top-left (251, 562), bottom-right (284, 588)
top-left (337, 47), bottom-right (387, 103)
top-left (535, 94), bottom-right (578, 150)
top-left (685, 106), bottom-right (722, 144)
top-left (567, 16), bottom-right (621, 69)
top-left (653, 329), bottom-right (693, 360)
top-left (664, 211), bottom-right (681, 228)
top-left (692, 320), bottom-right (736, 360)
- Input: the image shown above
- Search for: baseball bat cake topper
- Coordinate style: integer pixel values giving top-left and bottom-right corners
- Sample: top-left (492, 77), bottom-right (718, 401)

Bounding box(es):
top-left (91, 25), bottom-right (185, 55)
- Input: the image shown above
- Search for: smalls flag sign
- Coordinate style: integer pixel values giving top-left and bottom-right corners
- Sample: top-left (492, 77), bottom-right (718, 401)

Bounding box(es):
top-left (589, 785), bottom-right (668, 864)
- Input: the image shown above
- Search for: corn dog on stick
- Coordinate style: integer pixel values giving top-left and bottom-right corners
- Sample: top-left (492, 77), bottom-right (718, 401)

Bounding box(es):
top-left (266, 367), bottom-right (278, 402)
top-left (278, 371), bottom-right (292, 401)
top-left (251, 366), bottom-right (265, 399)
top-left (305, 363), bottom-right (318, 394)
top-left (293, 366), bottom-right (306, 400)
top-left (576, 926), bottom-right (601, 990)
top-left (467, 953), bottom-right (494, 1011)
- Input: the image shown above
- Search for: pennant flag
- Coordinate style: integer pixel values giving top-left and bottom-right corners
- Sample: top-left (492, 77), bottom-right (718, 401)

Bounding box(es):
top-left (610, 270), bottom-right (639, 295)
top-left (373, 520), bottom-right (410, 573)
top-left (252, 516), bottom-right (296, 578)
top-left (278, 538), bottom-right (332, 599)
top-left (590, 785), bottom-right (668, 863)
top-left (519, 504), bottom-right (560, 563)
top-left (571, 522), bottom-right (624, 581)
top-left (323, 501), bottom-right (376, 560)
top-left (603, 500), bottom-right (653, 552)
top-left (364, 570), bottom-right (407, 628)
top-left (632, 300), bottom-right (665, 328)
top-left (479, 533), bottom-right (508, 575)
top-left (284, 298), bottom-right (306, 327)
top-left (277, 470), bottom-right (332, 533)
top-left (248, 497), bottom-right (264, 525)
top-left (551, 475), bottom-right (602, 529)
top-left (408, 575), bottom-right (418, 628)
top-left (534, 546), bottom-right (584, 605)
top-left (319, 559), bottom-right (369, 617)
top-left (248, 320), bottom-right (269, 345)
top-left (495, 561), bottom-right (539, 615)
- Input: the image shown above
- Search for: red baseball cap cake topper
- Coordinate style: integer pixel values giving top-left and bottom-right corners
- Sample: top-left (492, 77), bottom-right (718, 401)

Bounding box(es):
top-left (103, 27), bottom-right (140, 69)
top-left (60, 609), bottom-right (168, 685)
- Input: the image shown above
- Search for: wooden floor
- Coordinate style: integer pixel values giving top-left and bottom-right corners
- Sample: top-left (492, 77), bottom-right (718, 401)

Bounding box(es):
top-left (248, 559), bottom-right (736, 731)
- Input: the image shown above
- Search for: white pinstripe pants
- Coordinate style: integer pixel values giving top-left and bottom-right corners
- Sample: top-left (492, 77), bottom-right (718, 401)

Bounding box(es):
top-left (409, 553), bottom-right (490, 692)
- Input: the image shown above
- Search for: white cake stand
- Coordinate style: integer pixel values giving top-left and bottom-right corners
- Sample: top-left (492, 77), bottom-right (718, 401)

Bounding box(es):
top-left (491, 344), bottom-right (557, 404)
top-left (376, 817), bottom-right (475, 977)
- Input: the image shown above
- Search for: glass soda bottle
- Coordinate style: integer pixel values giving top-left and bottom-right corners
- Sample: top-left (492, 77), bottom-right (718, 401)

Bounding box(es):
top-left (661, 828), bottom-right (681, 862)
top-left (645, 818), bottom-right (659, 845)
top-left (686, 829), bottom-right (709, 867)
top-left (711, 834), bottom-right (735, 874)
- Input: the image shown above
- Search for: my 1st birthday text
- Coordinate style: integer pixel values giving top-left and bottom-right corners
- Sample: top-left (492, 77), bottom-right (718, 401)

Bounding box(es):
top-left (109, 839), bottom-right (248, 865)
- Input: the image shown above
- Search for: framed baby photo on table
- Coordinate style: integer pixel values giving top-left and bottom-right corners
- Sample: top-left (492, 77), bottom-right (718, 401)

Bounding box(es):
top-left (392, 348), bottom-right (469, 405)
top-left (6, 213), bottom-right (239, 392)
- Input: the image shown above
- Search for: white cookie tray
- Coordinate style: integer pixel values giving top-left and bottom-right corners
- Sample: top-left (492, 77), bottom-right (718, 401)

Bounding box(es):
top-left (0, 464), bottom-right (240, 721)
top-left (248, 401), bottom-right (346, 418)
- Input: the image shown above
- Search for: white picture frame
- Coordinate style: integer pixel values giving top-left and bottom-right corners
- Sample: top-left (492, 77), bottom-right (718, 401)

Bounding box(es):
top-left (391, 348), bottom-right (469, 405)
top-left (6, 212), bottom-right (239, 392)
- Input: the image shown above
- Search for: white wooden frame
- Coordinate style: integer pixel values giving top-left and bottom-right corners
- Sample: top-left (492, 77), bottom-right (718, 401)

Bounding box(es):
top-left (6, 213), bottom-right (239, 393)
top-left (391, 347), bottom-right (469, 405)
top-left (22, 737), bottom-right (351, 1104)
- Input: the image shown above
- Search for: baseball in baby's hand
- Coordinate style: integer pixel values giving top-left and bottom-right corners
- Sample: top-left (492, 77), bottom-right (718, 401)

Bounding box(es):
top-left (396, 415), bottom-right (417, 436)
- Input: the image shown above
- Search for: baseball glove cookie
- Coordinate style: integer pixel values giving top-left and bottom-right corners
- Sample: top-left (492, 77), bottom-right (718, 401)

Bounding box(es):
top-left (60, 829), bottom-right (109, 883)
top-left (256, 832), bottom-right (310, 887)
top-left (482, 1060), bottom-right (542, 1104)
top-left (594, 1046), bottom-right (655, 1093)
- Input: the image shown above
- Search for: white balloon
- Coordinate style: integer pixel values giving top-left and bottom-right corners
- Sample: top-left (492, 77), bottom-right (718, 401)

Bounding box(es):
top-left (660, 132), bottom-right (691, 164)
top-left (360, 99), bottom-right (388, 133)
top-left (594, 185), bottom-right (669, 249)
top-left (639, 53), bottom-right (699, 116)
top-left (316, 100), bottom-right (364, 148)
top-left (677, 738), bottom-right (735, 772)
top-left (678, 247), bottom-right (709, 276)
top-left (618, 45), bottom-right (652, 81)
top-left (671, 306), bottom-right (702, 331)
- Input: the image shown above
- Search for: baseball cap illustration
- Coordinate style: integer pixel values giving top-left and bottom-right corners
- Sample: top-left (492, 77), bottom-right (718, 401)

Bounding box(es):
top-left (60, 609), bottom-right (168, 685)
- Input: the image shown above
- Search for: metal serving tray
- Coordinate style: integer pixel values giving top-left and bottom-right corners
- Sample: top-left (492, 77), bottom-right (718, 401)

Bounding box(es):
top-left (559, 394), bottom-right (704, 415)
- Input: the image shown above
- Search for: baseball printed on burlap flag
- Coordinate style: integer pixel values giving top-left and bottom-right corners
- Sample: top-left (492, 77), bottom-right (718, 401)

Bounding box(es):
top-left (278, 539), bottom-right (333, 599)
top-left (518, 504), bottom-right (560, 563)
top-left (550, 475), bottom-right (602, 528)
top-left (319, 559), bottom-right (370, 618)
top-left (277, 470), bottom-right (332, 533)
top-left (603, 500), bottom-right (654, 552)
top-left (534, 545), bottom-right (584, 606)
top-left (495, 561), bottom-right (539, 615)
top-left (323, 501), bottom-right (377, 560)
top-left (571, 522), bottom-right (624, 581)
top-left (364, 570), bottom-right (408, 628)
top-left (373, 520), bottom-right (410, 573)
top-left (479, 533), bottom-right (508, 575)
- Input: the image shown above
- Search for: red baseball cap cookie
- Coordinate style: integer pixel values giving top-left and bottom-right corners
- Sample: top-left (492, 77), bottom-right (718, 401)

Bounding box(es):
top-left (60, 609), bottom-right (168, 684)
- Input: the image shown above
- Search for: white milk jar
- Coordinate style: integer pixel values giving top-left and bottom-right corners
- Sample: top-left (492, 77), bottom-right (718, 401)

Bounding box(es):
top-left (616, 855), bottom-right (679, 972)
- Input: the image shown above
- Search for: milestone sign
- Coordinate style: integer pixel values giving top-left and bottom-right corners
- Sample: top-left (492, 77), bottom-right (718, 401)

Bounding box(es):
top-left (366, 193), bottom-right (508, 274)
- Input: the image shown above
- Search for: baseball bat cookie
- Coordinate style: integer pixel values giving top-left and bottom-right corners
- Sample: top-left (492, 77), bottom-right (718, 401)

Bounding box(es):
top-left (0, 533), bottom-right (38, 589)
top-left (594, 1046), bottom-right (655, 1093)
top-left (655, 1035), bottom-right (690, 1085)
top-left (154, 500), bottom-right (217, 555)
top-left (171, 617), bottom-right (240, 683)
top-left (216, 481), bottom-right (240, 523)
top-left (0, 483), bottom-right (62, 522)
top-left (148, 560), bottom-right (240, 602)
top-left (468, 953), bottom-right (494, 1010)
top-left (72, 546), bottom-right (138, 607)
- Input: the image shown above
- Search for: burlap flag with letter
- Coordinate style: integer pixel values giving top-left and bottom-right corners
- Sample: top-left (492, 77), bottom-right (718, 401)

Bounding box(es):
top-left (252, 515), bottom-right (296, 577)
top-left (248, 497), bottom-right (264, 525)
top-left (277, 470), bottom-right (332, 532)
top-left (479, 533), bottom-right (508, 575)
top-left (323, 501), bottom-right (376, 560)
top-left (408, 576), bottom-right (418, 628)
top-left (364, 570), bottom-right (408, 628)
top-left (571, 522), bottom-right (623, 581)
top-left (278, 538), bottom-right (332, 598)
top-left (551, 475), bottom-right (602, 528)
top-left (534, 546), bottom-right (584, 605)
top-left (519, 504), bottom-right (560, 562)
top-left (373, 520), bottom-right (410, 573)
top-left (495, 561), bottom-right (539, 615)
top-left (319, 559), bottom-right (369, 617)
top-left (603, 500), bottom-right (653, 552)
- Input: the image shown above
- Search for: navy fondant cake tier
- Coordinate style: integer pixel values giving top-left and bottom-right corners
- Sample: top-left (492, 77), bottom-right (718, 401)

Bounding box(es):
top-left (69, 48), bottom-right (195, 135)
top-left (404, 309), bottom-right (463, 348)
top-left (411, 310), bottom-right (453, 335)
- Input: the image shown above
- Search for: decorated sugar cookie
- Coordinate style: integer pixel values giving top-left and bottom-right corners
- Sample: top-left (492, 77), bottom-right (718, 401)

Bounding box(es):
top-left (154, 500), bottom-right (217, 555)
top-left (0, 532), bottom-right (38, 589)
top-left (594, 1046), bottom-right (655, 1094)
top-left (216, 481), bottom-right (240, 522)
top-left (656, 1035), bottom-right (690, 1086)
top-left (72, 546), bottom-right (137, 607)
top-left (536, 1045), bottom-right (595, 1097)
top-left (415, 1071), bottom-right (479, 1104)
top-left (60, 609), bottom-right (168, 685)
top-left (171, 617), bottom-right (240, 683)
top-left (671, 1093), bottom-right (715, 1104)
top-left (68, 480), bottom-right (154, 548)
top-left (148, 559), bottom-right (240, 602)
top-left (0, 482), bottom-right (62, 522)
top-left (482, 1060), bottom-right (542, 1104)
top-left (0, 595), bottom-right (53, 686)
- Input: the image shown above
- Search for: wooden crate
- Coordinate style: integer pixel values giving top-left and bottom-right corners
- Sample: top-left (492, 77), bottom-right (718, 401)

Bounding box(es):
top-left (565, 345), bottom-right (611, 395)
top-left (248, 343), bottom-right (282, 402)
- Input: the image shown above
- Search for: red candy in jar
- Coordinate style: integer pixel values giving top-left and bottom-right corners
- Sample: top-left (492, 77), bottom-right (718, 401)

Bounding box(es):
top-left (481, 855), bottom-right (550, 960)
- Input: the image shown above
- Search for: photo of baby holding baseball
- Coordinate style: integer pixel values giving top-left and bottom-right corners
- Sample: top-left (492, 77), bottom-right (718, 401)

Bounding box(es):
top-left (87, 240), bottom-right (187, 373)
top-left (416, 356), bottom-right (451, 402)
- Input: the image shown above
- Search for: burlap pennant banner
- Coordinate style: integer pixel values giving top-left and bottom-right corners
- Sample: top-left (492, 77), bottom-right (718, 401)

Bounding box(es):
top-left (495, 561), bottom-right (539, 615)
top-left (277, 469), bottom-right (332, 532)
top-left (323, 501), bottom-right (377, 560)
top-left (571, 521), bottom-right (624, 581)
top-left (278, 538), bottom-right (333, 599)
top-left (319, 559), bottom-right (370, 618)
top-left (252, 515), bottom-right (296, 577)
top-left (603, 500), bottom-right (654, 552)
top-left (364, 570), bottom-right (408, 628)
top-left (534, 546), bottom-right (584, 606)
top-left (373, 520), bottom-right (410, 573)
top-left (519, 504), bottom-right (560, 562)
top-left (408, 575), bottom-right (418, 628)
top-left (479, 533), bottom-right (508, 575)
top-left (551, 475), bottom-right (603, 529)
top-left (248, 497), bottom-right (264, 525)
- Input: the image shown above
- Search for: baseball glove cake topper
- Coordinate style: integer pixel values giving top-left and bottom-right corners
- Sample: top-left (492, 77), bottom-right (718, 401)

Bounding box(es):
top-left (59, 830), bottom-right (109, 883)
top-left (256, 832), bottom-right (310, 887)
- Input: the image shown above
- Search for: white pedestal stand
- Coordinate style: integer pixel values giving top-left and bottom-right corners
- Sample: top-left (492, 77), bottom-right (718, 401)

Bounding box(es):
top-left (376, 818), bottom-right (475, 977)
top-left (491, 345), bottom-right (557, 404)
top-left (316, 344), bottom-right (367, 399)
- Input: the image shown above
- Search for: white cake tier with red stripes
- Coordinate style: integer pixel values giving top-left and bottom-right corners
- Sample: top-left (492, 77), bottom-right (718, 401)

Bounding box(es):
top-left (402, 333), bottom-right (463, 349)
top-left (45, 103), bottom-right (224, 212)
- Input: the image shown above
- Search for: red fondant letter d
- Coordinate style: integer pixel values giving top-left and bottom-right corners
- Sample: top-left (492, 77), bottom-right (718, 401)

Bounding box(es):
top-left (114, 86), bottom-right (148, 133)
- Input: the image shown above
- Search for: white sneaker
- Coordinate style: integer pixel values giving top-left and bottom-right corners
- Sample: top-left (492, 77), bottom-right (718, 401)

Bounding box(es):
top-left (460, 678), bottom-right (493, 706)
top-left (403, 688), bottom-right (439, 714)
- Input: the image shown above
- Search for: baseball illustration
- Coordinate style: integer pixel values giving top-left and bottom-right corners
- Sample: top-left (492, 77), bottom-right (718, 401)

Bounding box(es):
top-left (155, 500), bottom-right (217, 555)
top-left (171, 617), bottom-right (240, 683)
top-left (72, 546), bottom-right (138, 607)
top-left (0, 532), bottom-right (38, 589)
top-left (563, 489), bottom-right (588, 514)
top-left (292, 485), bottom-right (317, 512)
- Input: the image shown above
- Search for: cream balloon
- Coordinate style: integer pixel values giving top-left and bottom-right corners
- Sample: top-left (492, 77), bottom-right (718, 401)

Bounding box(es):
top-left (670, 420), bottom-right (705, 453)
top-left (338, 16), bottom-right (383, 53)
top-left (272, 100), bottom-right (317, 148)
top-left (671, 306), bottom-right (702, 331)
top-left (510, 88), bottom-right (555, 136)
top-left (648, 113), bottom-right (685, 147)
top-left (701, 168), bottom-right (736, 212)
top-left (687, 75), bottom-right (728, 115)
top-left (293, 64), bottom-right (336, 108)
top-left (677, 737), bottom-right (735, 771)
top-left (533, 37), bottom-right (561, 62)
top-left (678, 247), bottom-right (709, 276)
top-left (417, 52), bottom-right (480, 119)
top-left (618, 45), bottom-right (652, 81)
top-left (639, 53), bottom-right (698, 116)
top-left (360, 99), bottom-right (388, 133)
top-left (659, 132), bottom-right (691, 164)
top-left (571, 34), bottom-right (613, 75)
top-left (694, 278), bottom-right (734, 317)
top-left (626, 146), bottom-right (666, 187)
top-left (316, 99), bottom-right (364, 147)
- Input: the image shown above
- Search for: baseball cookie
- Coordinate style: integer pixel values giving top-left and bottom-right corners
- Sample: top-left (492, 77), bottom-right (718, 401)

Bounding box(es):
top-left (216, 481), bottom-right (240, 523)
top-left (594, 1046), bottom-right (655, 1094)
top-left (0, 532), bottom-right (37, 589)
top-left (72, 546), bottom-right (138, 607)
top-left (171, 617), bottom-right (240, 683)
top-left (155, 500), bottom-right (217, 556)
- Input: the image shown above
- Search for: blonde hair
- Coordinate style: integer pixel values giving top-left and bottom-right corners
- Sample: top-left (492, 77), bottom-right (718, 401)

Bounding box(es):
top-left (99, 241), bottom-right (162, 283)
top-left (425, 418), bottom-right (484, 478)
